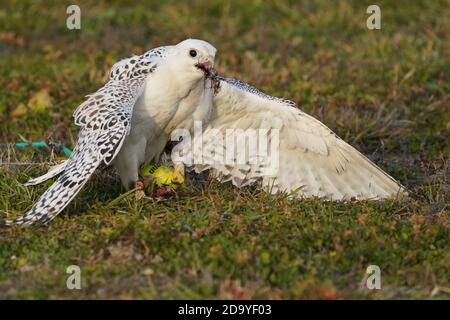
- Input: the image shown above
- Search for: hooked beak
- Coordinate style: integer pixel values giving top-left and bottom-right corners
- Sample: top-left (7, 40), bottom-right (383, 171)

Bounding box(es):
top-left (195, 60), bottom-right (214, 75)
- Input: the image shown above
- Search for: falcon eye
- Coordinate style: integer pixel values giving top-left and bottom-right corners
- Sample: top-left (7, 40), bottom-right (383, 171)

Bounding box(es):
top-left (189, 49), bottom-right (197, 57)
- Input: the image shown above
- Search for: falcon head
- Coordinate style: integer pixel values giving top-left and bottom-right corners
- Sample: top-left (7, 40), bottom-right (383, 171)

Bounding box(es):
top-left (173, 39), bottom-right (217, 79)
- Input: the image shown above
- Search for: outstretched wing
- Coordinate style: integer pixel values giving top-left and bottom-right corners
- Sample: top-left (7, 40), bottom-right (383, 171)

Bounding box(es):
top-left (20, 46), bottom-right (170, 188)
top-left (4, 53), bottom-right (159, 226)
top-left (182, 77), bottom-right (405, 200)
top-left (22, 161), bottom-right (67, 186)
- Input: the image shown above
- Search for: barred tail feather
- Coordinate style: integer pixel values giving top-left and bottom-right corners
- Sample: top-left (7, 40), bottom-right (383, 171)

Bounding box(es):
top-left (4, 159), bottom-right (100, 226)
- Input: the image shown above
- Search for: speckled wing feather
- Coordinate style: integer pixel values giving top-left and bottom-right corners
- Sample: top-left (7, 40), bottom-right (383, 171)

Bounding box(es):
top-left (3, 52), bottom-right (160, 226)
top-left (184, 77), bottom-right (406, 200)
top-left (22, 161), bottom-right (67, 186)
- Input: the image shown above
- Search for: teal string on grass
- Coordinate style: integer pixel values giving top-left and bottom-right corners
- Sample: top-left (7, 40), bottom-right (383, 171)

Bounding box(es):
top-left (0, 141), bottom-right (73, 156)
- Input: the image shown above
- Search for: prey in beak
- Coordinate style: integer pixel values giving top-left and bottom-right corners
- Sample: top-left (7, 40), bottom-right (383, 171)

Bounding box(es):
top-left (195, 60), bottom-right (217, 78)
top-left (195, 60), bottom-right (223, 94)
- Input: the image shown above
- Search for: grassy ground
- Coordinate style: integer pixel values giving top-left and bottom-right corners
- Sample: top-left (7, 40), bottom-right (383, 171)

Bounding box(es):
top-left (0, 0), bottom-right (449, 299)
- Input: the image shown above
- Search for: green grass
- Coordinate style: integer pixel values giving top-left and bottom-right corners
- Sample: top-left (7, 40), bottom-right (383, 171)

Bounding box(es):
top-left (0, 0), bottom-right (449, 299)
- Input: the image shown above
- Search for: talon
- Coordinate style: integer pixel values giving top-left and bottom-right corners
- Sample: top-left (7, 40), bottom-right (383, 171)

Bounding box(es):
top-left (134, 180), bottom-right (144, 190)
top-left (134, 179), bottom-right (146, 200)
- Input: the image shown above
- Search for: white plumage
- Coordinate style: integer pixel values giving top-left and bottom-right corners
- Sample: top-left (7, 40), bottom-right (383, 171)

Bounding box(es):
top-left (3, 39), bottom-right (405, 226)
top-left (4, 39), bottom-right (217, 225)
top-left (181, 77), bottom-right (405, 200)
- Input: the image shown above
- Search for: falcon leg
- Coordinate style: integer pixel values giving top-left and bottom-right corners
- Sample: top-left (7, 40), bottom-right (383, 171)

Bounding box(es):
top-left (115, 154), bottom-right (140, 191)
top-left (119, 169), bottom-right (139, 190)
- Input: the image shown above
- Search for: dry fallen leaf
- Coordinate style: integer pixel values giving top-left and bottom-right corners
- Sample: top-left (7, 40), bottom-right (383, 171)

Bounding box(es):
top-left (0, 32), bottom-right (24, 47)
top-left (28, 88), bottom-right (53, 111)
top-left (8, 79), bottom-right (20, 90)
top-left (10, 103), bottom-right (27, 118)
